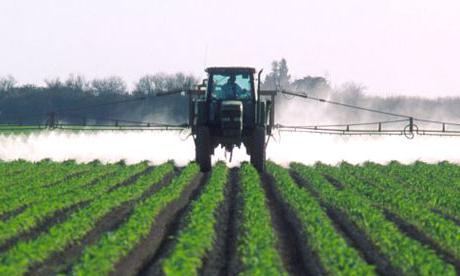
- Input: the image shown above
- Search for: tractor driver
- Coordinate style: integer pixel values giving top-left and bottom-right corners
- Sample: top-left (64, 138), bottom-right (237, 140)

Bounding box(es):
top-left (220, 75), bottom-right (251, 100)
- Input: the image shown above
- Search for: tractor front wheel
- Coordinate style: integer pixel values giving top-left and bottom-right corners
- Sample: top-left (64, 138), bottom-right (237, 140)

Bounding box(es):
top-left (195, 126), bottom-right (211, 172)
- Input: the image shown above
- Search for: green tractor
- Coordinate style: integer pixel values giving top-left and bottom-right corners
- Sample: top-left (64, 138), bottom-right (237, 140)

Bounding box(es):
top-left (189, 67), bottom-right (275, 172)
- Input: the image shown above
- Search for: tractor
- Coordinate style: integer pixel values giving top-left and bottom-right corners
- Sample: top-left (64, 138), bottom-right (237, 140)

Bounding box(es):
top-left (188, 67), bottom-right (275, 172)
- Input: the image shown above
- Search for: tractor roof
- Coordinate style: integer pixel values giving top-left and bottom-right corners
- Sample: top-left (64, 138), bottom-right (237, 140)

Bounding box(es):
top-left (205, 67), bottom-right (256, 74)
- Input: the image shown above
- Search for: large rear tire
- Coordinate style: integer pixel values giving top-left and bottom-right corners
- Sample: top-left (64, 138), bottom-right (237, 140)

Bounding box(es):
top-left (250, 126), bottom-right (266, 172)
top-left (195, 126), bottom-right (211, 172)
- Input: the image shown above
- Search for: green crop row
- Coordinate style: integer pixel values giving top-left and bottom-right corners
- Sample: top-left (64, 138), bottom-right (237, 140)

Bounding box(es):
top-left (0, 165), bottom-right (116, 216)
top-left (311, 163), bottom-right (460, 266)
top-left (0, 162), bottom-right (148, 246)
top-left (0, 160), bottom-right (61, 185)
top-left (161, 162), bottom-right (228, 275)
top-left (0, 161), bottom-right (62, 190)
top-left (0, 161), bottom-right (92, 198)
top-left (0, 160), bottom-right (43, 182)
top-left (237, 163), bottom-right (287, 276)
top-left (292, 163), bottom-right (455, 275)
top-left (413, 161), bottom-right (460, 191)
top-left (390, 161), bottom-right (460, 195)
top-left (0, 162), bottom-right (174, 276)
top-left (71, 163), bottom-right (200, 276)
top-left (266, 162), bottom-right (375, 275)
top-left (373, 162), bottom-right (460, 219)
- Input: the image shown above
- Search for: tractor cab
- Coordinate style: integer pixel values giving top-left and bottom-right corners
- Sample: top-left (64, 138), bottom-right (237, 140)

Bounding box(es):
top-left (205, 67), bottom-right (257, 136)
top-left (207, 68), bottom-right (255, 102)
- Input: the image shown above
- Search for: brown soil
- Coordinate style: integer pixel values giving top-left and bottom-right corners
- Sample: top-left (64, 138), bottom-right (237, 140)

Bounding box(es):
top-left (266, 172), bottom-right (325, 276)
top-left (222, 168), bottom-right (243, 276)
top-left (137, 172), bottom-right (210, 275)
top-left (28, 167), bottom-right (173, 276)
top-left (198, 168), bottom-right (239, 276)
top-left (109, 173), bottom-right (204, 276)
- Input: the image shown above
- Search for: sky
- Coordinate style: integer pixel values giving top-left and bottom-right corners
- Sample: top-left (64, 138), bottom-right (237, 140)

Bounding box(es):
top-left (0, 0), bottom-right (459, 97)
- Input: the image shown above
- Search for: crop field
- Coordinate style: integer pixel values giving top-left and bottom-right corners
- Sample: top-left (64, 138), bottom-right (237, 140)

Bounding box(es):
top-left (0, 160), bottom-right (459, 275)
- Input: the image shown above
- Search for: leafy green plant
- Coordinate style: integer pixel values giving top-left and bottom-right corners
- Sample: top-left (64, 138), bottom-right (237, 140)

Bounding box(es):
top-left (71, 163), bottom-right (200, 276)
top-left (161, 162), bottom-right (228, 275)
top-left (322, 162), bottom-right (460, 260)
top-left (0, 162), bottom-right (148, 245)
top-left (267, 162), bottom-right (375, 275)
top-left (237, 162), bottom-right (287, 275)
top-left (293, 162), bottom-right (456, 275)
top-left (0, 162), bottom-right (174, 276)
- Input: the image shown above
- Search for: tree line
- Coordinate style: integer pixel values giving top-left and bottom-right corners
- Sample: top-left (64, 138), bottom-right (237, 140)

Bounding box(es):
top-left (1, 59), bottom-right (460, 127)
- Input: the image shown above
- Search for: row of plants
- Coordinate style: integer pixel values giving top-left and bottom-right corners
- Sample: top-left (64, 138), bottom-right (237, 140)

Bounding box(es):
top-left (70, 163), bottom-right (200, 275)
top-left (0, 164), bottom-right (116, 216)
top-left (313, 162), bottom-right (460, 262)
top-left (292, 163), bottom-right (456, 275)
top-left (0, 161), bottom-right (92, 198)
top-left (362, 162), bottom-right (460, 221)
top-left (0, 160), bottom-right (63, 189)
top-left (0, 159), bottom-right (64, 177)
top-left (237, 163), bottom-right (287, 275)
top-left (394, 161), bottom-right (460, 196)
top-left (266, 162), bottom-right (375, 275)
top-left (0, 160), bottom-right (44, 182)
top-left (0, 162), bottom-right (174, 275)
top-left (0, 159), bottom-right (81, 177)
top-left (0, 162), bottom-right (149, 245)
top-left (161, 162), bottom-right (228, 275)
top-left (411, 161), bottom-right (460, 191)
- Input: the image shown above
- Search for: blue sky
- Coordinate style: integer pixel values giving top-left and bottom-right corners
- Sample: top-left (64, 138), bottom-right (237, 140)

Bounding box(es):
top-left (0, 0), bottom-right (459, 97)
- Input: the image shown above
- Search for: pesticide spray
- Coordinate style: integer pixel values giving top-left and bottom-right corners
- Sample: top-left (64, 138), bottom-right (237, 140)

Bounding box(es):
top-left (2, 92), bottom-right (460, 166)
top-left (1, 129), bottom-right (460, 167)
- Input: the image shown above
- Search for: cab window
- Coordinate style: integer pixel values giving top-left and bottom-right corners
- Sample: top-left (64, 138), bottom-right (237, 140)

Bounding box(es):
top-left (210, 73), bottom-right (253, 101)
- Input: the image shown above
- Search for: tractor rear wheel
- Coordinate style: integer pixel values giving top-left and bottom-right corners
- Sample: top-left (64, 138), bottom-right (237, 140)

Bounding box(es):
top-left (195, 126), bottom-right (211, 172)
top-left (250, 126), bottom-right (266, 172)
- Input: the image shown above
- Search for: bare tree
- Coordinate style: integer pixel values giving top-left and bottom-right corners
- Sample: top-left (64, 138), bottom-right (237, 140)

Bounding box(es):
top-left (65, 74), bottom-right (89, 91)
top-left (44, 77), bottom-right (64, 89)
top-left (263, 58), bottom-right (291, 90)
top-left (91, 76), bottom-right (127, 95)
top-left (134, 73), bottom-right (198, 95)
top-left (134, 75), bottom-right (156, 95)
top-left (0, 75), bottom-right (17, 92)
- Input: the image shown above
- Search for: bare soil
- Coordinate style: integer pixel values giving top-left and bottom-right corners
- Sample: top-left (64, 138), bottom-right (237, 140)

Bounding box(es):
top-left (198, 169), bottom-right (235, 276)
top-left (262, 173), bottom-right (313, 276)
